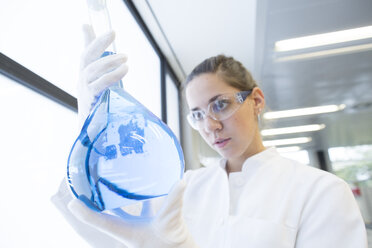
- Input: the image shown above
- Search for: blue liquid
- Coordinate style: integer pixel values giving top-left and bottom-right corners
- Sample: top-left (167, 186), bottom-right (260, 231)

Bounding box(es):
top-left (67, 84), bottom-right (184, 211)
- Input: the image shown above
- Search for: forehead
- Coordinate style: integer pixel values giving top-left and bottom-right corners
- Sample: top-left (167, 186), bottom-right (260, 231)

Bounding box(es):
top-left (185, 73), bottom-right (238, 109)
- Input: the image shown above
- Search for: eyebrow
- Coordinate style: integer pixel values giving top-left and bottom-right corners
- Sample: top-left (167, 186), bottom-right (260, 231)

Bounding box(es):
top-left (190, 94), bottom-right (222, 111)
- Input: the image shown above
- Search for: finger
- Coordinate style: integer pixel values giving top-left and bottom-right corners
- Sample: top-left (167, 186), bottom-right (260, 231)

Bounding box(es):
top-left (84, 53), bottom-right (128, 84)
top-left (68, 198), bottom-right (109, 227)
top-left (167, 179), bottom-right (187, 209)
top-left (82, 24), bottom-right (96, 47)
top-left (156, 179), bottom-right (186, 220)
top-left (89, 63), bottom-right (128, 96)
top-left (68, 198), bottom-right (138, 244)
top-left (81, 30), bottom-right (116, 69)
top-left (152, 180), bottom-right (187, 235)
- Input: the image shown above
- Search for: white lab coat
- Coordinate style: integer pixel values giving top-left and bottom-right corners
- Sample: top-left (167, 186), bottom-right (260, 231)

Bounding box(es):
top-left (182, 147), bottom-right (367, 247)
top-left (52, 148), bottom-right (367, 247)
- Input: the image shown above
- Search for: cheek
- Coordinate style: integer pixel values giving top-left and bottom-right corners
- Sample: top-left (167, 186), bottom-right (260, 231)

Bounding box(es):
top-left (237, 103), bottom-right (257, 127)
top-left (226, 112), bottom-right (256, 137)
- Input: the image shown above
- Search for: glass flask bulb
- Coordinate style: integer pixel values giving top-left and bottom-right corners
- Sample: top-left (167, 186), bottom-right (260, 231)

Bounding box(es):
top-left (67, 82), bottom-right (184, 211)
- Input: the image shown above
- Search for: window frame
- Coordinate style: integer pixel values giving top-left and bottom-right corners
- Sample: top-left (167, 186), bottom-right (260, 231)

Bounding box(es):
top-left (0, 0), bottom-right (182, 140)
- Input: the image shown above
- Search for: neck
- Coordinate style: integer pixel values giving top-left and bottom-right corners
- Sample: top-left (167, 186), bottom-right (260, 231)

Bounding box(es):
top-left (226, 140), bottom-right (266, 175)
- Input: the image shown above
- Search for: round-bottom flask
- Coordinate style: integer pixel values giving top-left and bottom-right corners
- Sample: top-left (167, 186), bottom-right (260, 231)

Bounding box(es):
top-left (67, 83), bottom-right (184, 211)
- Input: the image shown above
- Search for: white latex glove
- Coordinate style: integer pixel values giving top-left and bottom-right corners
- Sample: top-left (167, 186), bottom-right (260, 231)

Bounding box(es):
top-left (78, 24), bottom-right (128, 127)
top-left (51, 179), bottom-right (128, 248)
top-left (68, 179), bottom-right (199, 248)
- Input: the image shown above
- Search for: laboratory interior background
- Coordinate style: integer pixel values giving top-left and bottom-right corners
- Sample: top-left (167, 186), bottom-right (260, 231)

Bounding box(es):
top-left (1, 0), bottom-right (372, 247)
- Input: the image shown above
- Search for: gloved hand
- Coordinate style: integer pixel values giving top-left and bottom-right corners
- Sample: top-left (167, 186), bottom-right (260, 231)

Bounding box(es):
top-left (51, 179), bottom-right (128, 248)
top-left (68, 179), bottom-right (199, 248)
top-left (77, 24), bottom-right (128, 127)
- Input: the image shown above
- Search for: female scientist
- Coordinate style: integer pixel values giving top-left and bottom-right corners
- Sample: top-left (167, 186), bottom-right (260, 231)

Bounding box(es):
top-left (52, 27), bottom-right (368, 248)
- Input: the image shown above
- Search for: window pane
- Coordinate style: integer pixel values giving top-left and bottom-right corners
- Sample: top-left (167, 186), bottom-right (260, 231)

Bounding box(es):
top-left (329, 145), bottom-right (372, 224)
top-left (107, 0), bottom-right (161, 118)
top-left (0, 0), bottom-right (88, 96)
top-left (0, 75), bottom-right (89, 247)
top-left (166, 74), bottom-right (180, 140)
top-left (329, 145), bottom-right (372, 181)
top-left (0, 0), bottom-right (162, 119)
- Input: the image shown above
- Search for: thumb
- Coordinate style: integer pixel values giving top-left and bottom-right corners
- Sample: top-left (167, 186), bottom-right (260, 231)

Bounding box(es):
top-left (155, 179), bottom-right (187, 224)
top-left (82, 24), bottom-right (95, 47)
top-left (166, 179), bottom-right (187, 209)
top-left (152, 179), bottom-right (189, 243)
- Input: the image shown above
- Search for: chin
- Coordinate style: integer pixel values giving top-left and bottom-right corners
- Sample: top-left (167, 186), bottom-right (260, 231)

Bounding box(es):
top-left (216, 147), bottom-right (239, 160)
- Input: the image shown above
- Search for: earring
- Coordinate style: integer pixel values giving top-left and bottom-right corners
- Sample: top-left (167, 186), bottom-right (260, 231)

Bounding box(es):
top-left (257, 108), bottom-right (262, 126)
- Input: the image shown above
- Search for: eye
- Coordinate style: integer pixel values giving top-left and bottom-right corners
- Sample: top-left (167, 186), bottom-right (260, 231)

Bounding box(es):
top-left (191, 111), bottom-right (204, 121)
top-left (211, 99), bottom-right (230, 113)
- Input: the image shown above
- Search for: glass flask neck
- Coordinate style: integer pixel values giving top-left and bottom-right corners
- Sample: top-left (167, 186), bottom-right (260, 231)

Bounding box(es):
top-left (101, 51), bottom-right (123, 89)
top-left (87, 0), bottom-right (116, 52)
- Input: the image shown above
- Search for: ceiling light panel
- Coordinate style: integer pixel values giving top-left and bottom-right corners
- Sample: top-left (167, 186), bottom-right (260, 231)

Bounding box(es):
top-left (275, 43), bottom-right (372, 62)
top-left (275, 25), bottom-right (372, 52)
top-left (263, 137), bottom-right (312, 147)
top-left (263, 104), bottom-right (345, 119)
top-left (261, 124), bottom-right (325, 136)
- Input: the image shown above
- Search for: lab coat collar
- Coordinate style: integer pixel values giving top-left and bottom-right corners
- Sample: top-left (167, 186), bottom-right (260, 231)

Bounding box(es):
top-left (218, 147), bottom-right (279, 174)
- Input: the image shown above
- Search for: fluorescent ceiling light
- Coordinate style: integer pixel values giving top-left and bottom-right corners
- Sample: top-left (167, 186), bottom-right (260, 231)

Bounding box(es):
top-left (275, 25), bottom-right (372, 52)
top-left (263, 137), bottom-right (312, 147)
top-left (276, 146), bottom-right (301, 153)
top-left (276, 43), bottom-right (372, 62)
top-left (261, 124), bottom-right (326, 136)
top-left (263, 104), bottom-right (345, 120)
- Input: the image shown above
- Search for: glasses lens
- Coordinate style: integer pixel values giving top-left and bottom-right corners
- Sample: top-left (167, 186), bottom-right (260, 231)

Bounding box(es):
top-left (187, 113), bottom-right (198, 129)
top-left (191, 110), bottom-right (204, 121)
top-left (187, 91), bottom-right (252, 129)
top-left (209, 95), bottom-right (240, 121)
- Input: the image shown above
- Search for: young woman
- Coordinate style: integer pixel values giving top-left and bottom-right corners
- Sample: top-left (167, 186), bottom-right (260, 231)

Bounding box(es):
top-left (52, 27), bottom-right (367, 248)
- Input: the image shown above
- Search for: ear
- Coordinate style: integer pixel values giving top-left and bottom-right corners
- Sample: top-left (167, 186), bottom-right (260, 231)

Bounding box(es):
top-left (251, 87), bottom-right (265, 115)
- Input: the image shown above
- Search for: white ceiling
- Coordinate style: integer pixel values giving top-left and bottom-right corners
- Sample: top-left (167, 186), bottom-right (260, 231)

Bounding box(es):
top-left (134, 0), bottom-right (257, 80)
top-left (134, 0), bottom-right (372, 152)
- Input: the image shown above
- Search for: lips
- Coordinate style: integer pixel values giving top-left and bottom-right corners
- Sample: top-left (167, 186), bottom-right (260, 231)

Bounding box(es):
top-left (213, 138), bottom-right (231, 148)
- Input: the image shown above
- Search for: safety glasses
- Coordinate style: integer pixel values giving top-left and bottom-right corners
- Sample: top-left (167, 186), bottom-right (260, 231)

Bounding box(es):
top-left (187, 90), bottom-right (253, 130)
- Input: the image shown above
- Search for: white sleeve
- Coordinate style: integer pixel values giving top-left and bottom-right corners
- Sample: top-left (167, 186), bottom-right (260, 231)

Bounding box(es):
top-left (295, 176), bottom-right (367, 248)
top-left (51, 178), bottom-right (127, 248)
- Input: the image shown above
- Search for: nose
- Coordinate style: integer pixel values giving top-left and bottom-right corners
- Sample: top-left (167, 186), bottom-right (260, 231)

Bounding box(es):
top-left (203, 116), bottom-right (222, 133)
